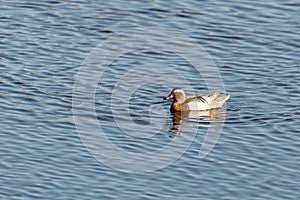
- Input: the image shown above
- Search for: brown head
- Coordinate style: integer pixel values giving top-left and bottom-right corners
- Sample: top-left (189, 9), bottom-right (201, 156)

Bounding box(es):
top-left (164, 88), bottom-right (186, 103)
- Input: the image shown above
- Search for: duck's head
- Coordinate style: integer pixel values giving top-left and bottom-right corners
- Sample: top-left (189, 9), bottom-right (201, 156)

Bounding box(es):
top-left (164, 87), bottom-right (186, 103)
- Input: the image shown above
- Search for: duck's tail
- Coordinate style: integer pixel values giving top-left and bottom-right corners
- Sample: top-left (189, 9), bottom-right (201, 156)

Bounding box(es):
top-left (210, 91), bottom-right (230, 109)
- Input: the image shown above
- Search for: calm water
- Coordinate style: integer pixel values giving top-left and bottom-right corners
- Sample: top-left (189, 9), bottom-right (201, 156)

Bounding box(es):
top-left (1, 0), bottom-right (300, 199)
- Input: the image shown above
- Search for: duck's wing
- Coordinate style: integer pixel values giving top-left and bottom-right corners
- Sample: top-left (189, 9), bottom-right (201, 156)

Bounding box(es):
top-left (206, 91), bottom-right (230, 109)
top-left (184, 91), bottom-right (230, 110)
top-left (207, 91), bottom-right (222, 101)
top-left (210, 94), bottom-right (230, 109)
top-left (184, 96), bottom-right (210, 110)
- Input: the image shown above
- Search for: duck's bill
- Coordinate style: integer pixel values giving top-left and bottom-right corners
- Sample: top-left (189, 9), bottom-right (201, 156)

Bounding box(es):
top-left (164, 93), bottom-right (174, 100)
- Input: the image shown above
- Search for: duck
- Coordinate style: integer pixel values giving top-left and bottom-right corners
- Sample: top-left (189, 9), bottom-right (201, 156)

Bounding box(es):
top-left (164, 87), bottom-right (230, 112)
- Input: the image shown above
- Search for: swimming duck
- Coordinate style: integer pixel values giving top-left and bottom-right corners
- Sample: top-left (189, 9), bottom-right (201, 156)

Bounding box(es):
top-left (164, 88), bottom-right (230, 112)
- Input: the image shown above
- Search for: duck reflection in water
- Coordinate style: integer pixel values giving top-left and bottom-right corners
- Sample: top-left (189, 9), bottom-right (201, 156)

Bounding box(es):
top-left (168, 108), bottom-right (226, 138)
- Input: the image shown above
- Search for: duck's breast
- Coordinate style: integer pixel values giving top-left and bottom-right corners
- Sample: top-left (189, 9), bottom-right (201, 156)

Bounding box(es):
top-left (171, 101), bottom-right (181, 112)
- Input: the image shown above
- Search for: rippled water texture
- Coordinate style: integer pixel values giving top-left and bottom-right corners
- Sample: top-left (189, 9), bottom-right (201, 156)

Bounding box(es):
top-left (1, 0), bottom-right (300, 199)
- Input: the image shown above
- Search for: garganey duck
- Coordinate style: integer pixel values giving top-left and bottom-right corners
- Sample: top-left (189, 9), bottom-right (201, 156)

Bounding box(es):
top-left (164, 88), bottom-right (230, 112)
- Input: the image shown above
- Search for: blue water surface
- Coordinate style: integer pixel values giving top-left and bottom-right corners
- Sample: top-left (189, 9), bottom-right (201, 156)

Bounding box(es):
top-left (1, 0), bottom-right (299, 199)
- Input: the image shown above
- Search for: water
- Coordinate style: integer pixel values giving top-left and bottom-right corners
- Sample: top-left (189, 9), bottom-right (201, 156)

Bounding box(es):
top-left (1, 0), bottom-right (300, 199)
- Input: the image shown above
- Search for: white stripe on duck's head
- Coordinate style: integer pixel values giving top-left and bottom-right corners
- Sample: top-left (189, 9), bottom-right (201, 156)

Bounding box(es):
top-left (164, 87), bottom-right (186, 103)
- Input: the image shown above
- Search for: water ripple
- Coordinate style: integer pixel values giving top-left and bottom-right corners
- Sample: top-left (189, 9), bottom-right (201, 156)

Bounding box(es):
top-left (1, 0), bottom-right (300, 199)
